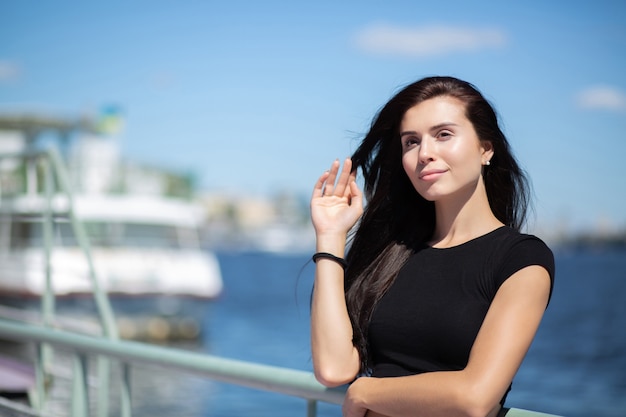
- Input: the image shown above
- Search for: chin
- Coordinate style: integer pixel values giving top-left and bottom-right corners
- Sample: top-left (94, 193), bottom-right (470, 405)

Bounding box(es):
top-left (414, 186), bottom-right (442, 202)
top-left (415, 191), bottom-right (438, 202)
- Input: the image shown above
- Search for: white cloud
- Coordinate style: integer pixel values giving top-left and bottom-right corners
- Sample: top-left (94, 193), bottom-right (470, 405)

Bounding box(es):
top-left (0, 60), bottom-right (21, 82)
top-left (575, 86), bottom-right (626, 112)
top-left (354, 24), bottom-right (506, 58)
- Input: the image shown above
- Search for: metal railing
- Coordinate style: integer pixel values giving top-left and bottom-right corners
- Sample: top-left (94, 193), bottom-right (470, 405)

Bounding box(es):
top-left (0, 148), bottom-right (561, 417)
top-left (0, 320), bottom-right (561, 417)
top-left (0, 319), bottom-right (343, 416)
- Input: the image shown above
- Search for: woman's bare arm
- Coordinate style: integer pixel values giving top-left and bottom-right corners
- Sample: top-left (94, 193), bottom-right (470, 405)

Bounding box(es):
top-left (310, 158), bottom-right (363, 386)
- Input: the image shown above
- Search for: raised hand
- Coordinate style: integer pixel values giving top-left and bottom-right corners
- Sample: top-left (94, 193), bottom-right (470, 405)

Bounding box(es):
top-left (311, 158), bottom-right (363, 239)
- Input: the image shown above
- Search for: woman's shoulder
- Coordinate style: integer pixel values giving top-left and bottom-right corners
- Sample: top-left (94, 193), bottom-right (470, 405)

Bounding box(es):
top-left (489, 226), bottom-right (555, 288)
top-left (488, 226), bottom-right (552, 253)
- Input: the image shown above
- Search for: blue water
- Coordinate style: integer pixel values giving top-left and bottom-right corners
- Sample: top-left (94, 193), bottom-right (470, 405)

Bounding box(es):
top-left (129, 248), bottom-right (626, 417)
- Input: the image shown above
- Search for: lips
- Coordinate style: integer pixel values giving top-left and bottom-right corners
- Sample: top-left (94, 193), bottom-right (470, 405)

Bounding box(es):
top-left (419, 168), bottom-right (447, 181)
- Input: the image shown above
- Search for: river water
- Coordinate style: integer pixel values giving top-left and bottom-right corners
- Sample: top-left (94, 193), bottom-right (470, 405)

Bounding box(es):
top-left (57, 248), bottom-right (626, 416)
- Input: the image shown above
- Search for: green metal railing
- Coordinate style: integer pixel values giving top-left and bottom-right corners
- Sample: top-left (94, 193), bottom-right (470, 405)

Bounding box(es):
top-left (0, 320), bottom-right (343, 416)
top-left (0, 148), bottom-right (561, 417)
top-left (0, 320), bottom-right (561, 417)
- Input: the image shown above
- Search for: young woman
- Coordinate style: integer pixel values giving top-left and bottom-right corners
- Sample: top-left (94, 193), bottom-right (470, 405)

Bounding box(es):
top-left (310, 76), bottom-right (555, 417)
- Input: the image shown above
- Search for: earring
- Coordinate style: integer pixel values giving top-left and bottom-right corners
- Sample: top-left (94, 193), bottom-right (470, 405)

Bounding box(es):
top-left (484, 160), bottom-right (491, 166)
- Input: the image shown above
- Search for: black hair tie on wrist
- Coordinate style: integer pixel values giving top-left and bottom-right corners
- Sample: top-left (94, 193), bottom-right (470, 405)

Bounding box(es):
top-left (312, 252), bottom-right (348, 271)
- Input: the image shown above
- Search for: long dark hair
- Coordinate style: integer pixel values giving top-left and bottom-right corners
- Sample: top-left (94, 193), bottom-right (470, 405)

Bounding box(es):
top-left (344, 76), bottom-right (531, 372)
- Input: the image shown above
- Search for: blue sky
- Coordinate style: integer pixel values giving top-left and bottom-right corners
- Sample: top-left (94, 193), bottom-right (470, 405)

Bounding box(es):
top-left (1, 0), bottom-right (625, 235)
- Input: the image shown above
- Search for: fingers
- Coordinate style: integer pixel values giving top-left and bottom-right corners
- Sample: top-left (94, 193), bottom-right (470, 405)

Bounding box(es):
top-left (343, 170), bottom-right (357, 199)
top-left (323, 159), bottom-right (341, 195)
top-left (334, 158), bottom-right (353, 197)
top-left (313, 158), bottom-right (358, 199)
top-left (313, 170), bottom-right (331, 198)
top-left (348, 178), bottom-right (363, 207)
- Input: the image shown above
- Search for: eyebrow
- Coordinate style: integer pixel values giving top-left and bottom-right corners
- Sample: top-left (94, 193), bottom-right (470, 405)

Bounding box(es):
top-left (400, 122), bottom-right (459, 137)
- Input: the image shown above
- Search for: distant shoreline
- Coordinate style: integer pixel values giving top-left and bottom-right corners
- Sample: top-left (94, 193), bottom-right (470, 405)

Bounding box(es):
top-left (551, 232), bottom-right (626, 251)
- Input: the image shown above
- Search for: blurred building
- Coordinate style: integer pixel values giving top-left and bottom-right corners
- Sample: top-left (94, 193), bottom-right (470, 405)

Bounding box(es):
top-left (199, 190), bottom-right (315, 253)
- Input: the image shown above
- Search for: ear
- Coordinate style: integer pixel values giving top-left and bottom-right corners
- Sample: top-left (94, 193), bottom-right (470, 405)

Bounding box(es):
top-left (480, 140), bottom-right (494, 164)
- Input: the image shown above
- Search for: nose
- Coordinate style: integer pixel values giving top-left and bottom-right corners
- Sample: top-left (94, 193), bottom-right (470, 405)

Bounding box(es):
top-left (418, 136), bottom-right (434, 165)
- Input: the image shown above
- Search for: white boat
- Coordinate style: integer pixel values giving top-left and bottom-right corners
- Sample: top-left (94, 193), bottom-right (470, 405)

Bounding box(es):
top-left (0, 193), bottom-right (223, 299)
top-left (0, 193), bottom-right (223, 340)
top-left (0, 112), bottom-right (223, 340)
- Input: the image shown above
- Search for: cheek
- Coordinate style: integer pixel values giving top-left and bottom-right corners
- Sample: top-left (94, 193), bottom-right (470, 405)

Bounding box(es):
top-left (455, 156), bottom-right (484, 184)
top-left (401, 153), bottom-right (414, 176)
top-left (401, 153), bottom-right (423, 192)
top-left (446, 142), bottom-right (482, 171)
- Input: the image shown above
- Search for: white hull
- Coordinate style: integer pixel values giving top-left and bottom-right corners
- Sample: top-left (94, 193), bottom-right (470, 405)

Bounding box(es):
top-left (0, 194), bottom-right (223, 300)
top-left (0, 247), bottom-right (222, 299)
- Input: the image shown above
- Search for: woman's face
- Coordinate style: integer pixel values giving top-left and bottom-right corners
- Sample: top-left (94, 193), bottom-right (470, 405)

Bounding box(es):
top-left (400, 96), bottom-right (493, 202)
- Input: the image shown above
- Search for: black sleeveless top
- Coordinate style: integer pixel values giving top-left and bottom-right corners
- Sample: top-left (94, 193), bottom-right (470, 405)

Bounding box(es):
top-left (367, 226), bottom-right (555, 403)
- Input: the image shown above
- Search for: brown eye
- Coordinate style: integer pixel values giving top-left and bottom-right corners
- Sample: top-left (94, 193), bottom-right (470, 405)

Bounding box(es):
top-left (437, 131), bottom-right (453, 140)
top-left (404, 137), bottom-right (420, 147)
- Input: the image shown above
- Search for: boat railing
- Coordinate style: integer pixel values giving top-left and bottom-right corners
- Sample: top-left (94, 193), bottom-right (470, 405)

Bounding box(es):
top-left (0, 148), bottom-right (561, 417)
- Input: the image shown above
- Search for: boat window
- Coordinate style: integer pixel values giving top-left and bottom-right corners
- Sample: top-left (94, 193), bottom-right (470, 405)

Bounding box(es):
top-left (3, 216), bottom-right (198, 250)
top-left (69, 222), bottom-right (190, 249)
top-left (5, 217), bottom-right (40, 248)
top-left (6, 217), bottom-right (78, 248)
top-left (6, 218), bottom-right (37, 249)
top-left (117, 223), bottom-right (181, 248)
